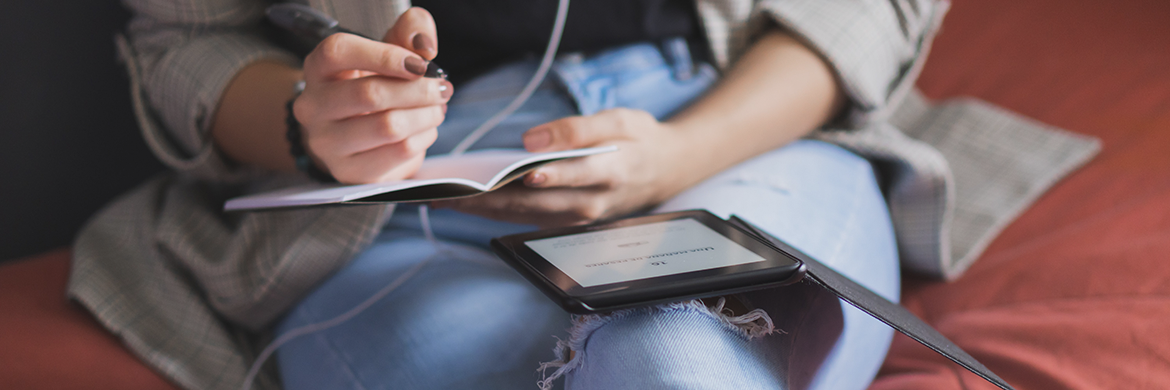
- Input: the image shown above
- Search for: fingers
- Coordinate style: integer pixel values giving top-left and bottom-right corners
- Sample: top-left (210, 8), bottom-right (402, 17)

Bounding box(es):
top-left (308, 105), bottom-right (445, 158)
top-left (293, 7), bottom-right (445, 185)
top-left (524, 155), bottom-right (620, 189)
top-left (329, 127), bottom-right (439, 184)
top-left (520, 108), bottom-right (660, 188)
top-left (383, 7), bottom-right (439, 60)
top-left (523, 108), bottom-right (653, 152)
top-left (438, 186), bottom-right (611, 227)
top-left (304, 33), bottom-right (432, 82)
top-left (298, 75), bottom-right (452, 120)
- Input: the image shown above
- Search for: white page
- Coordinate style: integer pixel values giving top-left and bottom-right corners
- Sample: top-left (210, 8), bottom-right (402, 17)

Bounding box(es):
top-left (414, 147), bottom-right (615, 186)
top-left (224, 146), bottom-right (616, 211)
top-left (413, 149), bottom-right (540, 183)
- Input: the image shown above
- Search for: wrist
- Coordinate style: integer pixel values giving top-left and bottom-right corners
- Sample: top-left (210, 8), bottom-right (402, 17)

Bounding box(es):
top-left (645, 121), bottom-right (715, 203)
top-left (284, 83), bottom-right (336, 182)
top-left (210, 61), bottom-right (306, 173)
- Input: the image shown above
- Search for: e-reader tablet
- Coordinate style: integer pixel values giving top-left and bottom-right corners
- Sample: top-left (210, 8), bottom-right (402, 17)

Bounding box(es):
top-left (492, 210), bottom-right (1016, 390)
top-left (489, 209), bottom-right (807, 314)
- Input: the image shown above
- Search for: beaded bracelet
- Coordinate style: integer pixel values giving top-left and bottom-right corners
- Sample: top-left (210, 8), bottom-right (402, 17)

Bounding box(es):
top-left (285, 81), bottom-right (336, 182)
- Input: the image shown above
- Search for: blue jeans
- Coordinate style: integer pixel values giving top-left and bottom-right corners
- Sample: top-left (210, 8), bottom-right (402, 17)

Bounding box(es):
top-left (276, 40), bottom-right (899, 390)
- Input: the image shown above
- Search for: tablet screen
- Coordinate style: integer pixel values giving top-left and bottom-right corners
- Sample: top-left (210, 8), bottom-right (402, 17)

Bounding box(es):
top-left (524, 218), bottom-right (767, 287)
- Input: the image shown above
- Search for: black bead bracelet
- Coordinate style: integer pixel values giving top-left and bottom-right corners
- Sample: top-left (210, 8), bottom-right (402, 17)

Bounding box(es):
top-left (285, 81), bottom-right (336, 183)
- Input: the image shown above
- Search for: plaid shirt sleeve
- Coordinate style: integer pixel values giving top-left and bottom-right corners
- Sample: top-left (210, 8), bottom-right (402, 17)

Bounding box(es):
top-left (118, 0), bottom-right (300, 181)
top-left (697, 0), bottom-right (948, 127)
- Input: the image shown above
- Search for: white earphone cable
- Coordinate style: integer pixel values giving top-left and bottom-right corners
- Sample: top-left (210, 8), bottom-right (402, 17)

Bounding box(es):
top-left (448, 0), bottom-right (571, 155)
top-left (240, 1), bottom-right (571, 388)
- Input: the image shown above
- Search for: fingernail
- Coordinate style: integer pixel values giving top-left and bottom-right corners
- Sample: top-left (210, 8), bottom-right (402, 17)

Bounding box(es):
top-left (412, 34), bottom-right (436, 55)
top-left (404, 56), bottom-right (427, 76)
top-left (438, 79), bottom-right (453, 99)
top-left (526, 172), bottom-right (547, 186)
top-left (524, 129), bottom-right (551, 151)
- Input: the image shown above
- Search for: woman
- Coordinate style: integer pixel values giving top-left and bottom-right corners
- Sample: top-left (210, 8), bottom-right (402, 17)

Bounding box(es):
top-left (70, 0), bottom-right (1094, 389)
top-left (248, 1), bottom-right (892, 388)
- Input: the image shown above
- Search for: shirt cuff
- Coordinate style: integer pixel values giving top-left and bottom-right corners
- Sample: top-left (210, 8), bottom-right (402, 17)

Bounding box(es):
top-left (757, 0), bottom-right (949, 127)
top-left (118, 32), bottom-right (298, 182)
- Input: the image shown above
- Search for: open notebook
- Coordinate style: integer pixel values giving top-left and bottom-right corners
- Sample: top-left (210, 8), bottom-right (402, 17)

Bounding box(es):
top-left (224, 146), bottom-right (617, 211)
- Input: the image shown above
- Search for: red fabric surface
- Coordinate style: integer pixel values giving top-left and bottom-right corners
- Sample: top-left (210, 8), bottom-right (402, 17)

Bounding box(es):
top-left (871, 0), bottom-right (1170, 389)
top-left (2, 1), bottom-right (1168, 389)
top-left (0, 249), bottom-right (179, 390)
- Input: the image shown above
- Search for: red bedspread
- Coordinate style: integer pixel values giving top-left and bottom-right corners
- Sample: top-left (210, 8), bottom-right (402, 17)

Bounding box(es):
top-left (872, 0), bottom-right (1170, 388)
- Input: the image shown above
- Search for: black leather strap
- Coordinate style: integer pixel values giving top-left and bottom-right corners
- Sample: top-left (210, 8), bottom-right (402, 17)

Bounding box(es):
top-left (727, 215), bottom-right (1015, 390)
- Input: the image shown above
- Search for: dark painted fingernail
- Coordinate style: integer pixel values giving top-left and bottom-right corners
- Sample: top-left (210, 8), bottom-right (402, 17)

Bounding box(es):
top-left (412, 34), bottom-right (436, 55)
top-left (404, 56), bottom-right (427, 76)
top-left (524, 129), bottom-right (551, 151)
top-left (438, 80), bottom-right (453, 99)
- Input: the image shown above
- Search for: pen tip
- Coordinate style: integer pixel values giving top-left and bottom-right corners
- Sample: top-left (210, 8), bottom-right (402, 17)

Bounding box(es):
top-left (425, 62), bottom-right (447, 79)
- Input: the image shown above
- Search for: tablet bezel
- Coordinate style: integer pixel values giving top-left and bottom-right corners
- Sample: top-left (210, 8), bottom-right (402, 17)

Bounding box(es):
top-left (490, 210), bottom-right (806, 313)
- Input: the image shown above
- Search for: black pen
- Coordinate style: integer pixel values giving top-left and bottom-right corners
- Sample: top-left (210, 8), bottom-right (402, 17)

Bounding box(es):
top-left (266, 4), bottom-right (447, 79)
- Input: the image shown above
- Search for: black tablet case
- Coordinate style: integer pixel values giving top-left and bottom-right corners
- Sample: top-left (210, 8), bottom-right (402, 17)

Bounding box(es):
top-left (726, 215), bottom-right (1014, 390)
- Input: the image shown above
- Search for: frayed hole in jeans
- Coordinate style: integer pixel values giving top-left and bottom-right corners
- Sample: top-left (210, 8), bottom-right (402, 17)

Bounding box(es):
top-left (536, 336), bottom-right (575, 390)
top-left (534, 298), bottom-right (780, 389)
top-left (709, 296), bottom-right (781, 339)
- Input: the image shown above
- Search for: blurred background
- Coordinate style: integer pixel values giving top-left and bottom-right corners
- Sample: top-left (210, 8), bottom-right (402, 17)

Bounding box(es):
top-left (0, 1), bottom-right (162, 262)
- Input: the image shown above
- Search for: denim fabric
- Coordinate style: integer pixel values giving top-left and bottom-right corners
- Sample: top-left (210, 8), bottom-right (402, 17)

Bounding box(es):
top-left (276, 39), bottom-right (898, 390)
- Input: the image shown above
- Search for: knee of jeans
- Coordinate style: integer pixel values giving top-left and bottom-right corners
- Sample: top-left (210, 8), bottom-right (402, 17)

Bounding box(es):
top-left (772, 140), bottom-right (874, 178)
top-left (536, 298), bottom-right (778, 390)
top-left (704, 140), bottom-right (874, 194)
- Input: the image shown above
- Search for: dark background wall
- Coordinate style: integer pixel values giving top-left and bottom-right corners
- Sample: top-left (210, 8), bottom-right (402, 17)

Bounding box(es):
top-left (0, 1), bottom-right (163, 261)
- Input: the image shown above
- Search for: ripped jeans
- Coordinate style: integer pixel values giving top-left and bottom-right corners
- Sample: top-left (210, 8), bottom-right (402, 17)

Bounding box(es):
top-left (275, 39), bottom-right (899, 390)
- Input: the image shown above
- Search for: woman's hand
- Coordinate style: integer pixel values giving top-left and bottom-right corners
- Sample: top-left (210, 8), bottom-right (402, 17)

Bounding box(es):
top-left (294, 8), bottom-right (453, 184)
top-left (436, 108), bottom-right (694, 227)
top-left (434, 30), bottom-right (844, 228)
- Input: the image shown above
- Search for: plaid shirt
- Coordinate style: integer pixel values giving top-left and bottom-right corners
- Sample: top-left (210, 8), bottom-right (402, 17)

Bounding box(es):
top-left (69, 1), bottom-right (1100, 389)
